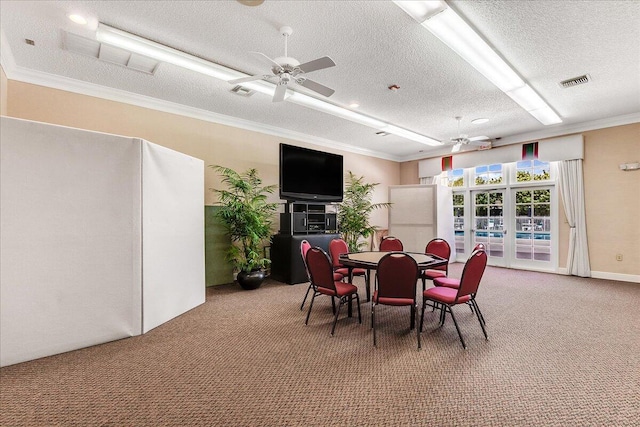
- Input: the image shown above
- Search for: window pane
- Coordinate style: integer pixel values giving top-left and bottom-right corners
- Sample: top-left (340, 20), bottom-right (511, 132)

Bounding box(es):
top-left (453, 194), bottom-right (464, 205)
top-left (476, 206), bottom-right (488, 217)
top-left (475, 176), bottom-right (487, 185)
top-left (517, 160), bottom-right (531, 168)
top-left (454, 207), bottom-right (464, 217)
top-left (476, 165), bottom-right (488, 174)
top-left (516, 191), bottom-right (531, 204)
top-left (489, 192), bottom-right (503, 204)
top-left (534, 204), bottom-right (550, 216)
top-left (534, 189), bottom-right (550, 203)
top-left (517, 170), bottom-right (532, 182)
top-left (475, 193), bottom-right (488, 205)
top-left (516, 205), bottom-right (531, 216)
top-left (489, 164), bottom-right (502, 172)
top-left (490, 206), bottom-right (503, 217)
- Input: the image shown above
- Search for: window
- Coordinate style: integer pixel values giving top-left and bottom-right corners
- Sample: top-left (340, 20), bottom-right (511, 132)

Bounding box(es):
top-left (447, 168), bottom-right (464, 187)
top-left (474, 164), bottom-right (502, 185)
top-left (516, 160), bottom-right (550, 182)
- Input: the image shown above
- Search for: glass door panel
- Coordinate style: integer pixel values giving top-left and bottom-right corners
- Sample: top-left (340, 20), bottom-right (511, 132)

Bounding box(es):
top-left (453, 193), bottom-right (465, 256)
top-left (512, 188), bottom-right (553, 268)
top-left (472, 190), bottom-right (506, 266)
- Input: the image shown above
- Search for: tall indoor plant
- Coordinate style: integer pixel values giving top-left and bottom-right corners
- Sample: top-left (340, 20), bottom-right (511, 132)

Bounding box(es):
top-left (338, 171), bottom-right (391, 252)
top-left (212, 166), bottom-right (278, 290)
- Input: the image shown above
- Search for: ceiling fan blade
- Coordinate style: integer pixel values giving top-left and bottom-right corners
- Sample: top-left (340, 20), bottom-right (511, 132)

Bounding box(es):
top-left (228, 74), bottom-right (267, 84)
top-left (250, 51), bottom-right (283, 71)
top-left (298, 78), bottom-right (335, 97)
top-left (272, 82), bottom-right (287, 102)
top-left (298, 56), bottom-right (336, 73)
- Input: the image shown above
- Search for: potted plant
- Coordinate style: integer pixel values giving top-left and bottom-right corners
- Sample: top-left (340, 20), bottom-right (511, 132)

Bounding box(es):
top-left (337, 171), bottom-right (391, 252)
top-left (211, 166), bottom-right (278, 290)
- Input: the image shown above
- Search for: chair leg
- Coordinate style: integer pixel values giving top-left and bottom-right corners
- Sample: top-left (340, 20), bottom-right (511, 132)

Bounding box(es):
top-left (417, 302), bottom-right (421, 349)
top-left (330, 299), bottom-right (342, 336)
top-left (305, 291), bottom-right (317, 325)
top-left (472, 299), bottom-right (488, 340)
top-left (421, 276), bottom-right (426, 293)
top-left (419, 297), bottom-right (427, 332)
top-left (372, 303), bottom-right (377, 346)
top-left (331, 296), bottom-right (336, 314)
top-left (439, 304), bottom-right (446, 326)
top-left (300, 283), bottom-right (312, 310)
top-left (410, 304), bottom-right (415, 330)
top-left (472, 299), bottom-right (486, 326)
top-left (448, 306), bottom-right (467, 349)
top-left (355, 293), bottom-right (362, 324)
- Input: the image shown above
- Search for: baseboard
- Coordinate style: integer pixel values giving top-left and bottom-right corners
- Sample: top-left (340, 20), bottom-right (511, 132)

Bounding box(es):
top-left (590, 271), bottom-right (640, 283)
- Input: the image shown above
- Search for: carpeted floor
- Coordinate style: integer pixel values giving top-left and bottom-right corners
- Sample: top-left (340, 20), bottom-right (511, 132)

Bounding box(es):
top-left (1, 265), bottom-right (639, 426)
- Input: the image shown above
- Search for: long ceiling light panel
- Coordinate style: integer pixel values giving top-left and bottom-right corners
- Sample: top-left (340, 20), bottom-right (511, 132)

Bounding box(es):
top-left (393, 0), bottom-right (562, 125)
top-left (95, 23), bottom-right (441, 146)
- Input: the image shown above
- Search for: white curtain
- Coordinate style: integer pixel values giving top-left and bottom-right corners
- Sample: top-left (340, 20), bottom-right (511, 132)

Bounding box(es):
top-left (557, 160), bottom-right (591, 277)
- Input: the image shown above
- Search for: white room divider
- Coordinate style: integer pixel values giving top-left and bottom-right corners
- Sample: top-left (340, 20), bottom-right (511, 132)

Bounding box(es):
top-left (0, 117), bottom-right (205, 367)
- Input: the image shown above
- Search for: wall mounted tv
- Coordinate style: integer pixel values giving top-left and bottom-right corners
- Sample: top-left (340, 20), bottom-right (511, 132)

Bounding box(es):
top-left (279, 143), bottom-right (343, 202)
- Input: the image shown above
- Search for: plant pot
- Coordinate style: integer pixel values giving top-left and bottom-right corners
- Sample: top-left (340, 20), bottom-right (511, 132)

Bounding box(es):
top-left (237, 269), bottom-right (266, 290)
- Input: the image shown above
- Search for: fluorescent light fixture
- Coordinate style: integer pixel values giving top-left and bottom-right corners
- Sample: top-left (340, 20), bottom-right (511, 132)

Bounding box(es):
top-left (288, 92), bottom-right (387, 128)
top-left (468, 136), bottom-right (489, 142)
top-left (96, 24), bottom-right (238, 81)
top-left (380, 124), bottom-right (442, 146)
top-left (393, 1), bottom-right (562, 125)
top-left (95, 23), bottom-right (443, 146)
top-left (471, 118), bottom-right (489, 124)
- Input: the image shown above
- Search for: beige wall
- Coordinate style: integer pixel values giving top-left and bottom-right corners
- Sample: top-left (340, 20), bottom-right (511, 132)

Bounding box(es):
top-left (582, 123), bottom-right (640, 275)
top-left (4, 79), bottom-right (398, 229)
top-left (0, 67), bottom-right (7, 116)
top-left (4, 74), bottom-right (638, 277)
top-left (400, 159), bottom-right (420, 185)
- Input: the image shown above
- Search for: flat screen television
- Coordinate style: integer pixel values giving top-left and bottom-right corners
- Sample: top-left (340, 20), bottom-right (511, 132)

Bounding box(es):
top-left (279, 143), bottom-right (343, 202)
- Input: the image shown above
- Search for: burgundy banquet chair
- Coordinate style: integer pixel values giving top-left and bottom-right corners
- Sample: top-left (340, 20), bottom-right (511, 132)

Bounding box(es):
top-left (305, 247), bottom-right (361, 336)
top-left (419, 249), bottom-right (488, 349)
top-left (329, 238), bottom-right (367, 282)
top-left (372, 252), bottom-right (420, 348)
top-left (299, 240), bottom-right (343, 310)
top-left (421, 238), bottom-right (451, 292)
top-left (379, 236), bottom-right (404, 251)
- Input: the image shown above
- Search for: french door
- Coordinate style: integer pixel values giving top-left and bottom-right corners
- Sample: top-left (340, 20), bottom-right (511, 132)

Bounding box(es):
top-left (471, 190), bottom-right (507, 267)
top-left (462, 186), bottom-right (556, 270)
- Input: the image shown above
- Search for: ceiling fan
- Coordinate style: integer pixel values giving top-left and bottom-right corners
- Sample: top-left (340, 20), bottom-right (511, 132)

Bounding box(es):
top-left (228, 26), bottom-right (336, 102)
top-left (448, 116), bottom-right (492, 153)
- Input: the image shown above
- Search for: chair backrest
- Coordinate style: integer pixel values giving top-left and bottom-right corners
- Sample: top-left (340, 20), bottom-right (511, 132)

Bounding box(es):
top-left (329, 238), bottom-right (349, 269)
top-left (456, 249), bottom-right (488, 300)
top-left (306, 247), bottom-right (337, 292)
top-left (300, 239), bottom-right (312, 279)
top-left (473, 243), bottom-right (486, 252)
top-left (425, 238), bottom-right (451, 272)
top-left (380, 236), bottom-right (404, 251)
top-left (376, 252), bottom-right (419, 301)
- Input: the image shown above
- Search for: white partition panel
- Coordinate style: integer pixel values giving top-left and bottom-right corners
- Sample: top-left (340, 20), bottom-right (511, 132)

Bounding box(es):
top-left (388, 185), bottom-right (437, 253)
top-left (141, 141), bottom-right (205, 332)
top-left (0, 117), bottom-right (142, 367)
top-left (1, 117), bottom-right (206, 367)
top-left (388, 184), bottom-right (455, 257)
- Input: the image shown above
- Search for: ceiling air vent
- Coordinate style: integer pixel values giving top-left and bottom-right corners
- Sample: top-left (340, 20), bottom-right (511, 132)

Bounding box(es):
top-left (559, 74), bottom-right (590, 88)
top-left (63, 31), bottom-right (159, 75)
top-left (230, 85), bottom-right (255, 97)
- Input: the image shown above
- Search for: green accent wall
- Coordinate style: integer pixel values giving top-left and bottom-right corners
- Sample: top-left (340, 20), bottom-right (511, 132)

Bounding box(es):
top-left (205, 206), bottom-right (234, 286)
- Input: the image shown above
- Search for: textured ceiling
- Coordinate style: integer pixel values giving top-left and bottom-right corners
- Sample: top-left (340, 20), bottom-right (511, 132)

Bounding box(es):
top-left (1, 0), bottom-right (639, 161)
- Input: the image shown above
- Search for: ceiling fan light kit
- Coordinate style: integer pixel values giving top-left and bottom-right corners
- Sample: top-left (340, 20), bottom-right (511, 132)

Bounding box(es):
top-left (393, 0), bottom-right (562, 126)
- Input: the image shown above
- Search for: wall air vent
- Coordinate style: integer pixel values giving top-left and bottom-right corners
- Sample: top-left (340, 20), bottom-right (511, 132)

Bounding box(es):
top-left (230, 85), bottom-right (255, 97)
top-left (559, 74), bottom-right (590, 88)
top-left (63, 31), bottom-right (159, 75)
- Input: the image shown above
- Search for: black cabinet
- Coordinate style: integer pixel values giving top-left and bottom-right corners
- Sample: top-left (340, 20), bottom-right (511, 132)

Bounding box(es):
top-left (270, 233), bottom-right (341, 284)
top-left (280, 202), bottom-right (338, 235)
